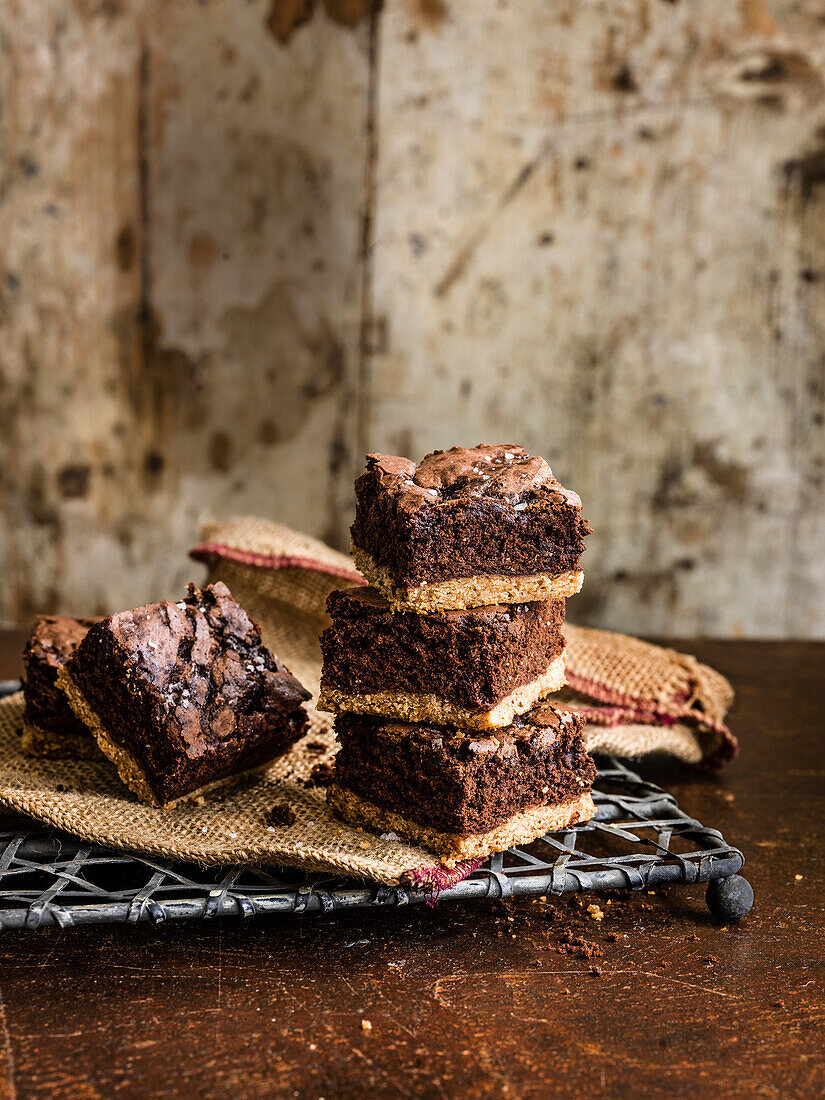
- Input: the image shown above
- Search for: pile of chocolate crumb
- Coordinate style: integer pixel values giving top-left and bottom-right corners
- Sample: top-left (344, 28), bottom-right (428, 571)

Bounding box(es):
top-left (265, 802), bottom-right (296, 828)
top-left (305, 762), bottom-right (334, 789)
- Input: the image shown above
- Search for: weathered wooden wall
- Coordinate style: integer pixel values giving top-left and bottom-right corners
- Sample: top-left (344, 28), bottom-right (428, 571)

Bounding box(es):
top-left (2, 0), bottom-right (824, 638)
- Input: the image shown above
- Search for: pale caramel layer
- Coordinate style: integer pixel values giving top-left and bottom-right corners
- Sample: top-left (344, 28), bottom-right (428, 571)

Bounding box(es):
top-left (20, 720), bottom-right (102, 761)
top-left (327, 784), bottom-right (596, 866)
top-left (351, 544), bottom-right (584, 613)
top-left (318, 653), bottom-right (566, 730)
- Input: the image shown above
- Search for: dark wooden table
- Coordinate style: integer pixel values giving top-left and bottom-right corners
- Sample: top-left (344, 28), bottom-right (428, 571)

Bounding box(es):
top-left (0, 631), bottom-right (822, 1099)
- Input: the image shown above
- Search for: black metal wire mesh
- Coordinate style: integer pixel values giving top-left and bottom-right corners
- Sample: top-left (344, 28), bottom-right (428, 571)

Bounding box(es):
top-left (0, 757), bottom-right (746, 931)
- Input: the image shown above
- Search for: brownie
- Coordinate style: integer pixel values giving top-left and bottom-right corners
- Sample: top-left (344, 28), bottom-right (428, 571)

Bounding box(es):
top-left (22, 615), bottom-right (103, 759)
top-left (59, 582), bottom-right (310, 808)
top-left (329, 704), bottom-right (596, 838)
top-left (319, 586), bottom-right (567, 727)
top-left (350, 444), bottom-right (591, 611)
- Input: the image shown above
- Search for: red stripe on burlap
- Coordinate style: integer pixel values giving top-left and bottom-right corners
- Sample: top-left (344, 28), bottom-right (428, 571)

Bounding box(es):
top-left (189, 543), bottom-right (366, 585)
top-left (565, 670), bottom-right (738, 768)
top-left (402, 858), bottom-right (485, 902)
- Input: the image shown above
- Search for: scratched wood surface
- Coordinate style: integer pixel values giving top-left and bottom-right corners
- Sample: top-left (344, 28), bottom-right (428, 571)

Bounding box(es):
top-left (0, 632), bottom-right (822, 1099)
top-left (1, 0), bottom-right (825, 638)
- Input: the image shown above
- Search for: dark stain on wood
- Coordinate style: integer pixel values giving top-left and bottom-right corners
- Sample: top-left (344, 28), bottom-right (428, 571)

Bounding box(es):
top-left (188, 231), bottom-right (217, 269)
top-left (653, 443), bottom-right (750, 512)
top-left (113, 305), bottom-right (206, 434)
top-left (735, 46), bottom-right (822, 101)
top-left (322, 0), bottom-right (379, 28)
top-left (25, 465), bottom-right (59, 529)
top-left (692, 442), bottom-right (750, 502)
top-left (321, 423), bottom-right (351, 551)
top-left (782, 127), bottom-right (825, 200)
top-left (412, 0), bottom-right (447, 28)
top-left (17, 153), bottom-right (38, 178)
top-left (257, 419), bottom-right (280, 446)
top-left (266, 0), bottom-right (375, 43)
top-left (266, 0), bottom-right (315, 44)
top-left (143, 449), bottom-right (164, 476)
top-left (208, 430), bottom-right (232, 473)
top-left (115, 225), bottom-right (135, 272)
top-left (611, 61), bottom-right (637, 92)
top-left (56, 464), bottom-right (91, 500)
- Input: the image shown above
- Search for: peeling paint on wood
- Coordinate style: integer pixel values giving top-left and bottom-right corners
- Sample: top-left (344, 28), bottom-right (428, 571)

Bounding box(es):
top-left (267, 0), bottom-right (375, 43)
top-left (267, 0), bottom-right (315, 44)
top-left (1, 0), bottom-right (824, 639)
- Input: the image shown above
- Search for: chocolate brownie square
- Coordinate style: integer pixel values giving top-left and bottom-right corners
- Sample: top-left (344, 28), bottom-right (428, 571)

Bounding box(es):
top-left (58, 582), bottom-right (310, 808)
top-left (318, 587), bottom-right (567, 729)
top-left (351, 444), bottom-right (591, 612)
top-left (327, 704), bottom-right (597, 863)
top-left (21, 616), bottom-right (104, 759)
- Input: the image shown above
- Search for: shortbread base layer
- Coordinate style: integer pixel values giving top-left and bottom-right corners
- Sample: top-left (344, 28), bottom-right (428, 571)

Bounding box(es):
top-left (20, 720), bottom-right (102, 761)
top-left (57, 667), bottom-right (282, 810)
top-left (351, 545), bottom-right (584, 612)
top-left (327, 784), bottom-right (597, 865)
top-left (318, 652), bottom-right (566, 730)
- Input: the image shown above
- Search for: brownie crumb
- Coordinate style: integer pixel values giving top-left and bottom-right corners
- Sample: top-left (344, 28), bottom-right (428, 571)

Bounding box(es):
top-left (305, 762), bottom-right (334, 788)
top-left (265, 803), bottom-right (296, 827)
top-left (305, 740), bottom-right (327, 756)
top-left (555, 930), bottom-right (604, 959)
top-left (590, 965), bottom-right (604, 977)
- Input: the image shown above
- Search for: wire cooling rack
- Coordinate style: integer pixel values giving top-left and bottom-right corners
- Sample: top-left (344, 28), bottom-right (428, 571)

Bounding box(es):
top-left (0, 756), bottom-right (752, 931)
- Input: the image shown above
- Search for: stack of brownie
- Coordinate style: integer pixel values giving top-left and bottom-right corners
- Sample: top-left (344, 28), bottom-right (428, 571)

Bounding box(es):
top-left (320, 444), bottom-right (598, 863)
top-left (22, 582), bottom-right (311, 809)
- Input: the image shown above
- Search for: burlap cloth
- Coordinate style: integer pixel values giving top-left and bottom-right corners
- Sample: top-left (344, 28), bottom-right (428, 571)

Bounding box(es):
top-left (0, 517), bottom-right (736, 889)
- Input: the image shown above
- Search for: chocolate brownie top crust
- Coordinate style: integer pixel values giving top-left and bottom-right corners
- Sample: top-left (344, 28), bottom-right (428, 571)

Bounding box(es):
top-left (322, 587), bottom-right (565, 709)
top-left (365, 444), bottom-right (582, 510)
top-left (332, 703), bottom-right (596, 835)
top-left (351, 444), bottom-right (591, 586)
top-left (26, 616), bottom-right (99, 669)
top-left (99, 581), bottom-right (309, 725)
top-left (23, 615), bottom-right (101, 735)
top-left (68, 582), bottom-right (310, 804)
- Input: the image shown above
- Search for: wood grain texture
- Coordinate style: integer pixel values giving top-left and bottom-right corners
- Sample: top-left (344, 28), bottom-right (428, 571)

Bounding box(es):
top-left (1, 0), bottom-right (825, 638)
top-left (0, 633), bottom-right (822, 1098)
